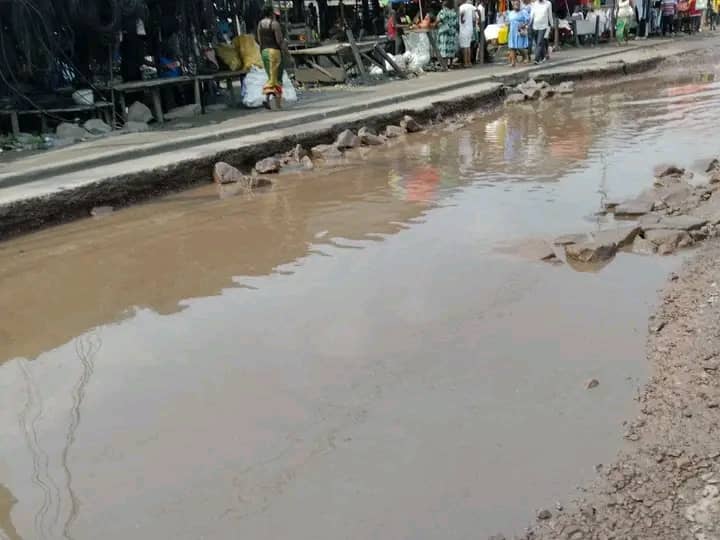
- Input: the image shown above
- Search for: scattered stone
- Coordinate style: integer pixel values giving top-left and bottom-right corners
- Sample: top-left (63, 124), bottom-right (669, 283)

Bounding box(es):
top-left (537, 509), bottom-right (552, 520)
top-left (213, 162), bottom-right (245, 184)
top-left (632, 236), bottom-right (657, 255)
top-left (505, 93), bottom-right (526, 105)
top-left (358, 126), bottom-right (377, 137)
top-left (400, 115), bottom-right (422, 133)
top-left (123, 121), bottom-right (150, 133)
top-left (553, 233), bottom-right (590, 246)
top-left (565, 241), bottom-right (618, 264)
top-left (83, 118), bottom-right (112, 135)
top-left (591, 225), bottom-right (641, 249)
top-left (586, 378), bottom-right (600, 389)
top-left (301, 155), bottom-right (314, 170)
top-left (165, 103), bottom-right (201, 120)
top-left (335, 129), bottom-right (360, 149)
top-left (518, 79), bottom-right (542, 99)
top-left (312, 144), bottom-right (344, 159)
top-left (614, 199), bottom-right (654, 217)
top-left (55, 122), bottom-right (87, 141)
top-left (555, 81), bottom-right (576, 94)
top-left (255, 157), bottom-right (282, 174)
top-left (385, 125), bottom-right (406, 138)
top-left (643, 215), bottom-right (708, 232)
top-left (292, 144), bottom-right (308, 162)
top-left (644, 229), bottom-right (692, 250)
top-left (127, 101), bottom-right (153, 123)
top-left (360, 132), bottom-right (385, 146)
top-left (90, 206), bottom-right (114, 217)
top-left (707, 158), bottom-right (720, 173)
top-left (655, 165), bottom-right (686, 179)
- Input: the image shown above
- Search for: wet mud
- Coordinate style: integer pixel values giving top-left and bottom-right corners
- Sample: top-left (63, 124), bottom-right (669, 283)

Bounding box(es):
top-left (2, 45), bottom-right (720, 539)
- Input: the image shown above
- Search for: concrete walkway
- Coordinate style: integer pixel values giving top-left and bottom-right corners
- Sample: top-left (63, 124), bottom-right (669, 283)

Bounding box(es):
top-left (0, 37), bottom-right (689, 187)
top-left (0, 36), bottom-right (714, 237)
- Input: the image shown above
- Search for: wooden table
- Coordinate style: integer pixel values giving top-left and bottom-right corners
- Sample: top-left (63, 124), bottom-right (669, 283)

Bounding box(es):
top-left (1, 102), bottom-right (113, 136)
top-left (290, 37), bottom-right (399, 84)
top-left (111, 76), bottom-right (201, 124)
top-left (196, 70), bottom-right (248, 107)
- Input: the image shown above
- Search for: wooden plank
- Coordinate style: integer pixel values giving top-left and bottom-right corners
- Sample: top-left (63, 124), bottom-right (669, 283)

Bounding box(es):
top-left (374, 45), bottom-right (407, 78)
top-left (151, 89), bottom-right (164, 124)
top-left (304, 59), bottom-right (336, 79)
top-left (361, 51), bottom-right (386, 73)
top-left (10, 111), bottom-right (19, 136)
top-left (345, 28), bottom-right (368, 82)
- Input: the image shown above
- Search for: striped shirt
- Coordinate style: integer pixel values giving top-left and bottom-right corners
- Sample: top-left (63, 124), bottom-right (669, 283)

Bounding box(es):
top-left (661, 0), bottom-right (677, 15)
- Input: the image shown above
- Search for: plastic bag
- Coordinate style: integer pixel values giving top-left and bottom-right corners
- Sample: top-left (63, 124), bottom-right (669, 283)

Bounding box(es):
top-left (402, 32), bottom-right (431, 71)
top-left (241, 66), bottom-right (298, 108)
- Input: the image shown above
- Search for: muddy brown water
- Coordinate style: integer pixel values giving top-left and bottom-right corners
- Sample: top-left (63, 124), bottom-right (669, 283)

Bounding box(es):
top-left (2, 52), bottom-right (720, 539)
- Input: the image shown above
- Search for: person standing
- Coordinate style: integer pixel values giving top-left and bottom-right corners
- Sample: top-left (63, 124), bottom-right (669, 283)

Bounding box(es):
top-left (530, 0), bottom-right (553, 63)
top-left (507, 0), bottom-right (530, 65)
top-left (459, 0), bottom-right (477, 66)
top-left (436, 0), bottom-right (460, 66)
top-left (661, 0), bottom-right (677, 34)
top-left (257, 5), bottom-right (286, 110)
top-left (616, 0), bottom-right (635, 42)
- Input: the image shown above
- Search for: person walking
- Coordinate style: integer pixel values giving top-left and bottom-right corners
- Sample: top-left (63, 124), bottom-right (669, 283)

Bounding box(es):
top-left (257, 5), bottom-right (286, 110)
top-left (616, 0), bottom-right (635, 43)
top-left (508, 0), bottom-right (530, 65)
top-left (436, 0), bottom-right (460, 66)
top-left (530, 0), bottom-right (553, 63)
top-left (661, 0), bottom-right (678, 34)
top-left (459, 0), bottom-right (478, 66)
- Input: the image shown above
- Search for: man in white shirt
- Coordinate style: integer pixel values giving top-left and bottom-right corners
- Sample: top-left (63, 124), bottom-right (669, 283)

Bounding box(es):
top-left (530, 0), bottom-right (553, 63)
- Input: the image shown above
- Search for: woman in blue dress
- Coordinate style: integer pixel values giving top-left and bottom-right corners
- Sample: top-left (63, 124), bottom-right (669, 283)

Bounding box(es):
top-left (507, 0), bottom-right (530, 66)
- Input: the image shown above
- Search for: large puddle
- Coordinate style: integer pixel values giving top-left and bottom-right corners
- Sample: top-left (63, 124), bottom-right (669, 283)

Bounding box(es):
top-left (2, 50), bottom-right (719, 539)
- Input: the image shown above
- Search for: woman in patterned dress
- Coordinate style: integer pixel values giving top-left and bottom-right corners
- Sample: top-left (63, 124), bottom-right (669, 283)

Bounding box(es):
top-left (436, 0), bottom-right (459, 65)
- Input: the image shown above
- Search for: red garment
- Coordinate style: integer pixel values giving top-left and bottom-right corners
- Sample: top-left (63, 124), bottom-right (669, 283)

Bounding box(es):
top-left (690, 0), bottom-right (701, 15)
top-left (387, 16), bottom-right (397, 38)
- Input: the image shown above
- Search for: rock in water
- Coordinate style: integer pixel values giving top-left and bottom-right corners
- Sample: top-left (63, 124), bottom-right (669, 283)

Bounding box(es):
top-left (360, 132), bottom-right (385, 146)
top-left (706, 158), bottom-right (720, 173)
top-left (358, 126), bottom-right (377, 137)
top-left (165, 104), bottom-right (201, 120)
top-left (590, 226), bottom-right (641, 249)
top-left (255, 157), bottom-right (282, 174)
top-left (83, 118), bottom-right (112, 135)
top-left (55, 122), bottom-right (87, 141)
top-left (312, 144), bottom-right (343, 159)
top-left (213, 162), bottom-right (245, 184)
top-left (586, 378), bottom-right (600, 389)
top-left (537, 509), bottom-right (552, 520)
top-left (644, 229), bottom-right (692, 249)
top-left (127, 101), bottom-right (153, 123)
top-left (655, 165), bottom-right (686, 179)
top-left (555, 81), bottom-right (576, 94)
top-left (632, 236), bottom-right (657, 255)
top-left (613, 199), bottom-right (654, 217)
top-left (565, 241), bottom-right (618, 264)
top-left (292, 144), bottom-right (308, 162)
top-left (505, 93), bottom-right (526, 105)
top-left (385, 125), bottom-right (406, 138)
top-left (301, 156), bottom-right (314, 170)
top-left (335, 129), bottom-right (360, 149)
top-left (642, 215), bottom-right (707, 231)
top-left (400, 115), bottom-right (422, 133)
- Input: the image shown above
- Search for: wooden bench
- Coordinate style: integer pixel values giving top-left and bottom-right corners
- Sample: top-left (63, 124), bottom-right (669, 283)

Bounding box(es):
top-left (111, 76), bottom-right (200, 124)
top-left (1, 102), bottom-right (113, 136)
top-left (195, 70), bottom-right (248, 107)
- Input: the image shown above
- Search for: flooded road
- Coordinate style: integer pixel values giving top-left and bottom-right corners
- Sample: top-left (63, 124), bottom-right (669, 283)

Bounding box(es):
top-left (2, 50), bottom-right (719, 539)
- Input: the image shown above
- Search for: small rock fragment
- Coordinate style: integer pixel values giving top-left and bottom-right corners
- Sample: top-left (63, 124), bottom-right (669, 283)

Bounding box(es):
top-left (400, 115), bottom-right (422, 133)
top-left (301, 155), bottom-right (314, 170)
top-left (556, 81), bottom-right (576, 94)
top-left (335, 129), bottom-right (360, 149)
top-left (312, 144), bottom-right (343, 159)
top-left (213, 162), bottom-right (245, 184)
top-left (586, 378), bottom-right (600, 389)
top-left (706, 158), bottom-right (720, 173)
top-left (614, 199), bottom-right (654, 217)
top-left (255, 157), bottom-right (282, 174)
top-left (632, 236), bottom-right (657, 255)
top-left (537, 509), bottom-right (552, 520)
top-left (385, 125), bottom-right (406, 138)
top-left (505, 93), bottom-right (526, 105)
top-left (565, 241), bottom-right (617, 264)
top-left (292, 144), bottom-right (308, 162)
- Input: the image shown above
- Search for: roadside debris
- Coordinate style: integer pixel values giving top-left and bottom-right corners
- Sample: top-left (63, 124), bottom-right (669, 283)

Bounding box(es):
top-left (505, 79), bottom-right (576, 105)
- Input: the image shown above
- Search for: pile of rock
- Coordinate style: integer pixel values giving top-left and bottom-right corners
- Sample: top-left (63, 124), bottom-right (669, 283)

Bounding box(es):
top-left (226, 115), bottom-right (424, 183)
top-left (505, 79), bottom-right (575, 105)
top-left (553, 163), bottom-right (720, 269)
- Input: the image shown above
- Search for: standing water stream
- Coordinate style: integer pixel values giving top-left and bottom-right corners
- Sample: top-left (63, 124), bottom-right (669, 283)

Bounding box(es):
top-left (1, 50), bottom-right (719, 539)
